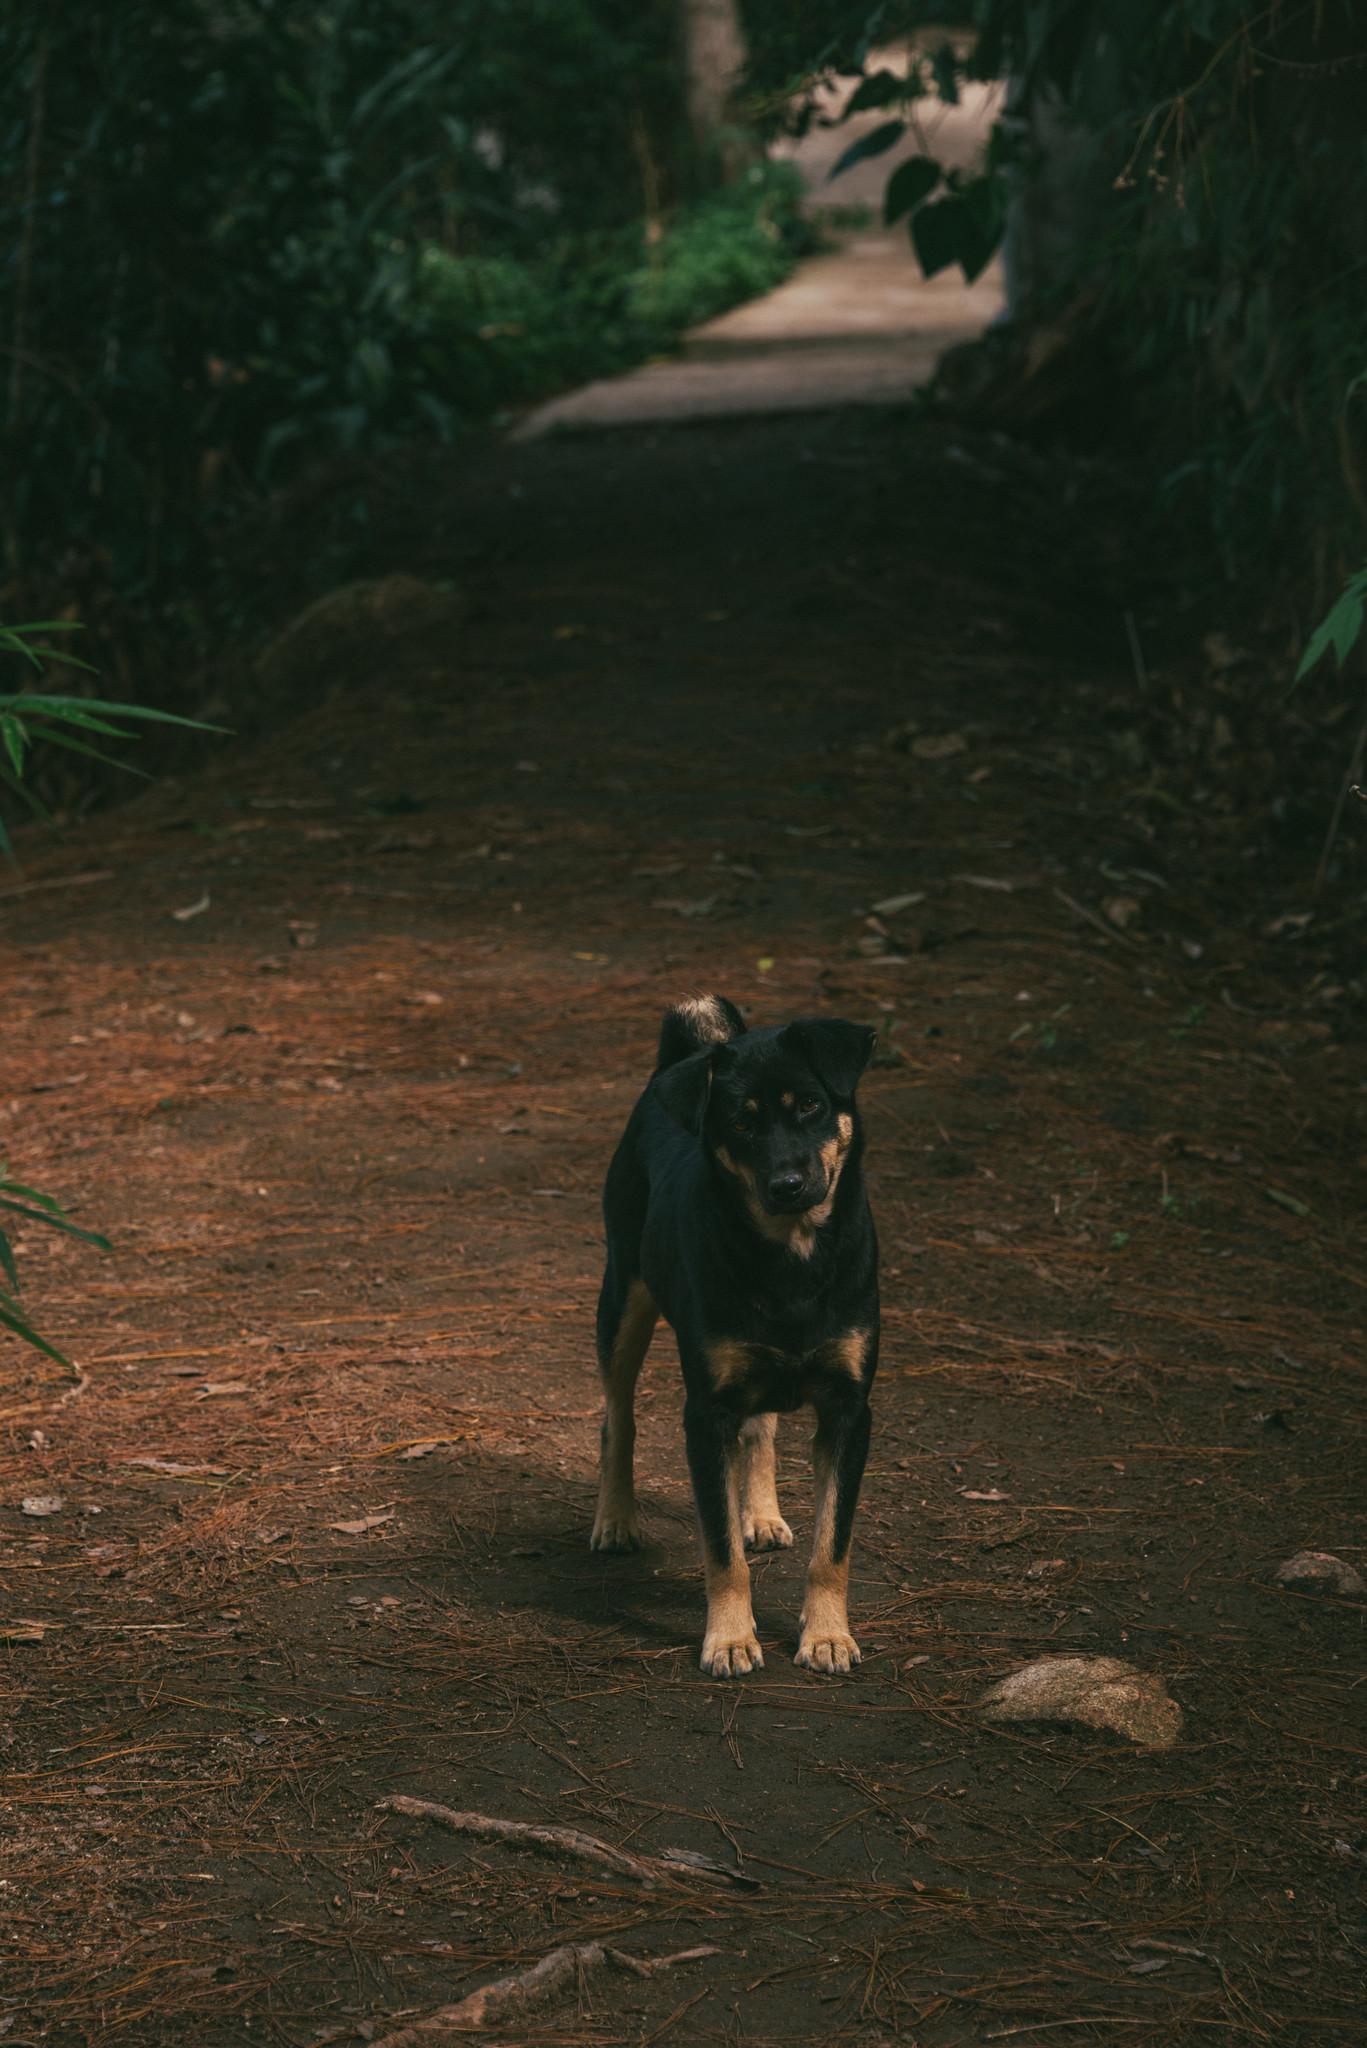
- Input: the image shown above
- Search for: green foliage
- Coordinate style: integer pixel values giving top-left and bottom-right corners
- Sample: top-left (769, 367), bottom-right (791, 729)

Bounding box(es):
top-left (626, 167), bottom-right (808, 334)
top-left (0, 1165), bottom-right (110, 1368)
top-left (0, 0), bottom-right (799, 637)
top-left (747, 0), bottom-right (1367, 604)
top-left (1296, 567), bottom-right (1367, 683)
top-left (0, 623), bottom-right (224, 852)
top-left (0, 618), bottom-right (220, 1361)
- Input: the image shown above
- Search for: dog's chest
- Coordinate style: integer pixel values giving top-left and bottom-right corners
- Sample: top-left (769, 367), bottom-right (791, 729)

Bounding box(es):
top-left (706, 1329), bottom-right (870, 1413)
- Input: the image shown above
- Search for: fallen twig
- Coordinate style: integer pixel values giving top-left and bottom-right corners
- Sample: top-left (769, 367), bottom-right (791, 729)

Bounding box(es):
top-left (375, 1795), bottom-right (758, 1888)
top-left (375, 1797), bottom-right (667, 1886)
top-left (367, 1941), bottom-right (720, 2047)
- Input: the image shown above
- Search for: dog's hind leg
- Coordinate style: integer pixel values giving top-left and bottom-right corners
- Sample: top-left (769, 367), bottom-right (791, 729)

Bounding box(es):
top-left (590, 1267), bottom-right (658, 1552)
top-left (739, 1413), bottom-right (794, 1551)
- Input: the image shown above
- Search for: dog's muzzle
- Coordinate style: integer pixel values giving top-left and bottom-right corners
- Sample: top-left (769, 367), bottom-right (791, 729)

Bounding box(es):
top-left (764, 1167), bottom-right (825, 1214)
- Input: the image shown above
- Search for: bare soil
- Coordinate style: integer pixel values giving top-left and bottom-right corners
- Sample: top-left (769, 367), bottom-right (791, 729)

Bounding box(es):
top-left (1, 410), bottom-right (1364, 2046)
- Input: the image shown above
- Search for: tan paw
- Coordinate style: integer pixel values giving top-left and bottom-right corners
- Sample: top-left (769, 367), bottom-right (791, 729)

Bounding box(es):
top-left (743, 1512), bottom-right (794, 1552)
top-left (590, 1506), bottom-right (642, 1552)
top-left (700, 1627), bottom-right (764, 1678)
top-left (795, 1629), bottom-right (861, 1675)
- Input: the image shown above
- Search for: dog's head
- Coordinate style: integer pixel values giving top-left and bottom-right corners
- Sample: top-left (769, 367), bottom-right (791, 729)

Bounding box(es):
top-left (657, 1017), bottom-right (875, 1216)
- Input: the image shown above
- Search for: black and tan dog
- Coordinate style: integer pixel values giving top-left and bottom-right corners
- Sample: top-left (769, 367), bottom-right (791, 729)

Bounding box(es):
top-left (591, 994), bottom-right (878, 1677)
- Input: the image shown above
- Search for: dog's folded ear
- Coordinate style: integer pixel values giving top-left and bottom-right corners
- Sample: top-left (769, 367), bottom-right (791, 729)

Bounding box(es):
top-left (782, 1018), bottom-right (877, 1099)
top-left (653, 1047), bottom-right (716, 1132)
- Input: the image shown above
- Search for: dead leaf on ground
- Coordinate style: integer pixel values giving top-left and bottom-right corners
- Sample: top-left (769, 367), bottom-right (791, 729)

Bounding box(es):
top-left (196, 1381), bottom-right (250, 1399)
top-left (912, 733), bottom-right (969, 761)
top-left (330, 1509), bottom-right (396, 1535)
top-left (2, 1619), bottom-right (55, 1643)
top-left (978, 1654), bottom-right (1182, 1749)
top-left (871, 891), bottom-right (926, 915)
top-left (1103, 894), bottom-right (1142, 929)
top-left (19, 1495), bottom-right (64, 1517)
top-left (171, 891), bottom-right (211, 923)
top-left (960, 1487), bottom-right (1011, 1503)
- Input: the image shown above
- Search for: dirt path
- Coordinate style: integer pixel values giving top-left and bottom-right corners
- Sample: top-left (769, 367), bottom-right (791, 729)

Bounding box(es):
top-left (519, 81), bottom-right (1004, 435)
top-left (2, 411), bottom-right (1364, 2046)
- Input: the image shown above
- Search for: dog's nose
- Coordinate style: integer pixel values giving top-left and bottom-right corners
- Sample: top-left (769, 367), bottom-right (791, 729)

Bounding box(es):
top-left (769, 1171), bottom-right (805, 1203)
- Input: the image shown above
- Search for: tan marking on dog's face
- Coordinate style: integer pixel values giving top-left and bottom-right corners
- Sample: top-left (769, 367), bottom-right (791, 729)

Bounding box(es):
top-left (718, 1134), bottom-right (844, 1263)
top-left (836, 1112), bottom-right (853, 1147)
top-left (743, 1096), bottom-right (759, 1116)
top-left (810, 1328), bottom-right (868, 1383)
top-left (780, 1089), bottom-right (795, 1109)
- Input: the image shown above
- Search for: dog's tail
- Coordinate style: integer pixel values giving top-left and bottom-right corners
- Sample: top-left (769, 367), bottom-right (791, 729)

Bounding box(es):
top-left (656, 993), bottom-right (745, 1071)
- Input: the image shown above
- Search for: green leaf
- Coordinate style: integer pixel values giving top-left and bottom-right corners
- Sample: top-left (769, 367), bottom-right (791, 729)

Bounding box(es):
top-left (0, 713), bottom-right (27, 778)
top-left (828, 121), bottom-right (906, 182)
top-left (0, 695), bottom-right (227, 733)
top-left (15, 707), bottom-right (138, 738)
top-left (1295, 570), bottom-right (1367, 682)
top-left (910, 194), bottom-right (966, 277)
top-left (0, 1229), bottom-right (18, 1292)
top-left (0, 1196), bottom-right (111, 1251)
top-left (930, 41), bottom-right (961, 105)
top-left (883, 155), bottom-right (940, 225)
top-left (845, 70), bottom-right (917, 115)
top-left (25, 731), bottom-right (153, 779)
top-left (909, 178), bottom-right (1004, 283)
top-left (0, 1173), bottom-right (64, 1211)
top-left (0, 1292), bottom-right (71, 1367)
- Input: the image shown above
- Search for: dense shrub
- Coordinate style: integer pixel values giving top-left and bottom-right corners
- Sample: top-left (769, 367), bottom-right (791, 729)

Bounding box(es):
top-left (0, 0), bottom-right (802, 642)
top-left (744, 0), bottom-right (1367, 618)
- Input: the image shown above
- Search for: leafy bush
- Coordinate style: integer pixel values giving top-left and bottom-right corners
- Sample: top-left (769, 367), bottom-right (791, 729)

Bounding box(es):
top-left (0, 0), bottom-right (800, 655)
top-left (0, 619), bottom-right (222, 1362)
top-left (744, 1), bottom-right (1367, 613)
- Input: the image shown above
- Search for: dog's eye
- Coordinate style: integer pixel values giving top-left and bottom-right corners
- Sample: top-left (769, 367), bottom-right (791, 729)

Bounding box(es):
top-left (731, 1117), bottom-right (751, 1136)
top-left (797, 1098), bottom-right (822, 1118)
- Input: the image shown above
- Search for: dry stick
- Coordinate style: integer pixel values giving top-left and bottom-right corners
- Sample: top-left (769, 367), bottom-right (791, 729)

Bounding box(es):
top-left (376, 1796), bottom-right (663, 1884)
top-left (375, 1795), bottom-right (757, 1889)
top-left (367, 1942), bottom-right (719, 2048)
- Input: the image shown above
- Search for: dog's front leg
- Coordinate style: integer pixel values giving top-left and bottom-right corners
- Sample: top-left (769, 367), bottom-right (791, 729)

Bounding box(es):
top-left (796, 1392), bottom-right (870, 1675)
top-left (684, 1394), bottom-right (762, 1677)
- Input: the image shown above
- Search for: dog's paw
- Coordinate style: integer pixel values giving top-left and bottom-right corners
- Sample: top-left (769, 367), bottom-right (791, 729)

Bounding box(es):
top-left (795, 1629), bottom-right (861, 1676)
top-left (743, 1512), bottom-right (794, 1552)
top-left (700, 1627), bottom-right (764, 1678)
top-left (590, 1507), bottom-right (643, 1553)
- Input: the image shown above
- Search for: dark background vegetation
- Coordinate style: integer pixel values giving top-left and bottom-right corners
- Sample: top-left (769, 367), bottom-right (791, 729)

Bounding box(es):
top-left (1, 0), bottom-right (1364, 741)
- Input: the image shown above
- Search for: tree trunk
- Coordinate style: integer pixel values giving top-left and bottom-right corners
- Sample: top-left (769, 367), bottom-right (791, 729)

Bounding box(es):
top-left (680, 0), bottom-right (752, 187)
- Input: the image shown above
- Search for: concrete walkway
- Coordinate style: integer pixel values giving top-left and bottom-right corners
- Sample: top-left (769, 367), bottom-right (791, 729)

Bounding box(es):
top-left (518, 75), bottom-right (1004, 436)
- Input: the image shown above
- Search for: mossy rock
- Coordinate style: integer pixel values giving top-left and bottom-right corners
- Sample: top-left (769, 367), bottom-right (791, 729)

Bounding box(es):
top-left (255, 575), bottom-right (466, 699)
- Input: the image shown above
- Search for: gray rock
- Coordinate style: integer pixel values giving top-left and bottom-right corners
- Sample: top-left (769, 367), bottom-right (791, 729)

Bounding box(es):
top-left (1275, 1550), bottom-right (1365, 1597)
